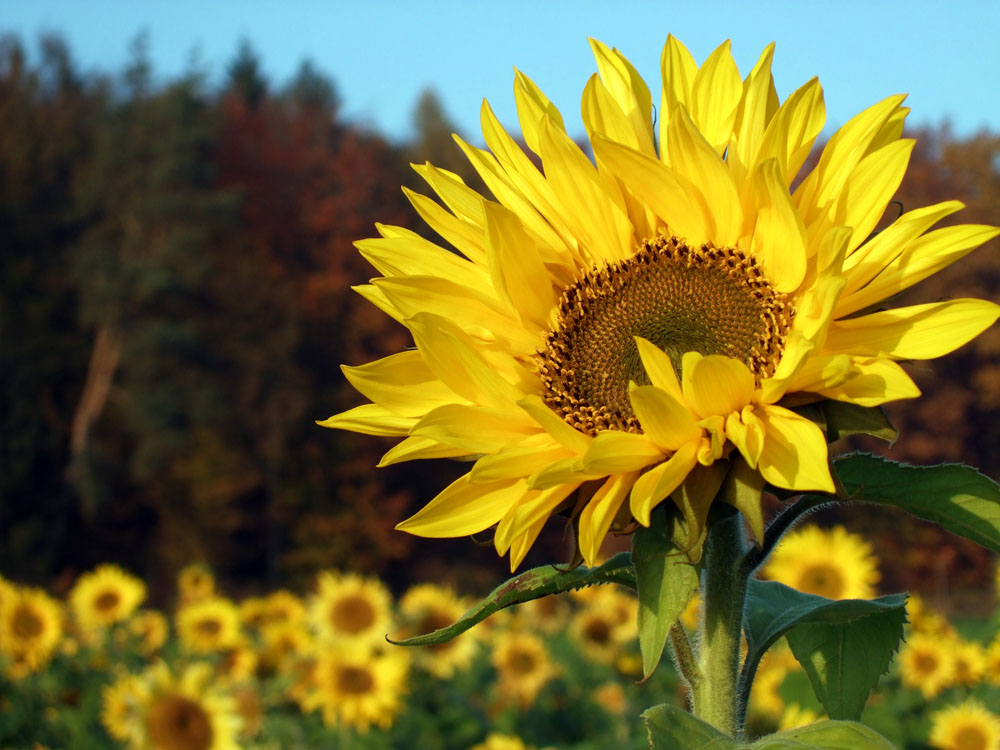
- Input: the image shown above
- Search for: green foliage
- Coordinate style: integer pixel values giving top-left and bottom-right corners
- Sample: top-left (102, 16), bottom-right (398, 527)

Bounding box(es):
top-left (750, 720), bottom-right (897, 749)
top-left (830, 453), bottom-right (1000, 552)
top-left (743, 580), bottom-right (906, 721)
top-left (644, 704), bottom-right (736, 749)
top-left (390, 552), bottom-right (636, 646)
top-left (633, 509), bottom-right (699, 679)
top-left (794, 402), bottom-right (898, 445)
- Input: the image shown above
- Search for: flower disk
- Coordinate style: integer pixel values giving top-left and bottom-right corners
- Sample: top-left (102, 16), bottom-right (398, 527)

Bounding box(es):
top-left (320, 35), bottom-right (1000, 570)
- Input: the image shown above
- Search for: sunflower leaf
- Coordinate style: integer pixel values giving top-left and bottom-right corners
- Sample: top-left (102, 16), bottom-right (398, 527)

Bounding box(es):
top-left (643, 703), bottom-right (739, 750)
top-left (387, 551), bottom-right (636, 647)
top-left (743, 579), bottom-right (906, 721)
top-left (828, 453), bottom-right (1000, 552)
top-left (749, 719), bottom-right (898, 749)
top-left (821, 402), bottom-right (897, 444)
top-left (633, 508), bottom-right (700, 680)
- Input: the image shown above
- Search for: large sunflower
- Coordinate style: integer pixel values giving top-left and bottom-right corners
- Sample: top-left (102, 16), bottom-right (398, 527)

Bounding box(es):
top-left (308, 570), bottom-right (393, 648)
top-left (139, 662), bottom-right (242, 750)
top-left (321, 36), bottom-right (1000, 569)
top-left (760, 524), bottom-right (880, 599)
top-left (929, 699), bottom-right (1000, 750)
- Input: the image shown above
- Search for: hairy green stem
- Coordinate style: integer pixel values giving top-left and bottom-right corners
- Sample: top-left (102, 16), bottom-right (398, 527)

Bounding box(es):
top-left (691, 511), bottom-right (747, 738)
top-left (668, 621), bottom-right (701, 693)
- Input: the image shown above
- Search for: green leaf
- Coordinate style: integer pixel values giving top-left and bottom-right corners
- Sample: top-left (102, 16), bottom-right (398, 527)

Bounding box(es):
top-left (820, 401), bottom-right (897, 445)
top-left (388, 551), bottom-right (635, 646)
top-left (830, 453), bottom-right (1000, 552)
top-left (633, 509), bottom-right (699, 679)
top-left (643, 703), bottom-right (738, 750)
top-left (750, 719), bottom-right (897, 749)
top-left (743, 580), bottom-right (906, 720)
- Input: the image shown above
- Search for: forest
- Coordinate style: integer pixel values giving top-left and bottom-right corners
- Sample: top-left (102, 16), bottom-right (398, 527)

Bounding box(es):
top-left (3, 31), bottom-right (999, 604)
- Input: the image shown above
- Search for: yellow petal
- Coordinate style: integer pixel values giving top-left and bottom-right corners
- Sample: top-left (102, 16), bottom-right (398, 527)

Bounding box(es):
top-left (783, 353), bottom-right (852, 395)
top-left (681, 353), bottom-right (755, 419)
top-left (628, 442), bottom-right (700, 526)
top-left (756, 404), bottom-right (834, 492)
top-left (725, 406), bottom-right (765, 468)
top-left (352, 283), bottom-right (404, 324)
top-left (591, 135), bottom-right (712, 244)
top-left (529, 456), bottom-right (601, 490)
top-left (815, 357), bottom-right (921, 406)
top-left (377, 435), bottom-right (472, 467)
top-left (578, 472), bottom-right (637, 566)
top-left (758, 331), bottom-right (816, 405)
top-left (342, 350), bottom-right (464, 417)
top-left (748, 158), bottom-right (808, 293)
top-left (469, 437), bottom-right (573, 483)
top-left (537, 114), bottom-right (635, 264)
top-left (658, 34), bottom-right (697, 162)
top-left (407, 312), bottom-right (523, 407)
top-left (412, 403), bottom-right (537, 453)
top-left (411, 161), bottom-right (487, 227)
top-left (689, 40), bottom-right (743, 155)
top-left (835, 139), bottom-right (915, 254)
top-left (400, 188), bottom-right (488, 266)
top-left (666, 105), bottom-right (743, 246)
top-left (628, 384), bottom-right (701, 452)
top-left (483, 201), bottom-right (556, 330)
top-left (356, 230), bottom-right (489, 288)
top-left (756, 77), bottom-right (825, 185)
top-left (513, 69), bottom-right (566, 155)
top-left (494, 481), bottom-right (579, 556)
top-left (316, 403), bottom-right (414, 436)
top-left (588, 38), bottom-right (655, 155)
top-left (577, 430), bottom-right (664, 475)
top-left (635, 336), bottom-right (684, 402)
top-left (824, 299), bottom-right (1000, 360)
top-left (397, 475), bottom-right (525, 537)
top-left (517, 395), bottom-right (591, 453)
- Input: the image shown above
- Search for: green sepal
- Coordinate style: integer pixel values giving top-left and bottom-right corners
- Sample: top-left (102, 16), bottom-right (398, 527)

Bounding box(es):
top-left (643, 704), bottom-right (738, 750)
top-left (796, 401), bottom-right (898, 445)
top-left (829, 453), bottom-right (1000, 552)
top-left (632, 508), bottom-right (700, 680)
top-left (387, 552), bottom-right (635, 646)
top-left (743, 580), bottom-right (906, 721)
top-left (749, 719), bottom-right (897, 749)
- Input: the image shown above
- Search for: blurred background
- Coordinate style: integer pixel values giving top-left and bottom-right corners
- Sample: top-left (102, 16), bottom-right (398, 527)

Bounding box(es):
top-left (2, 1), bottom-right (999, 605)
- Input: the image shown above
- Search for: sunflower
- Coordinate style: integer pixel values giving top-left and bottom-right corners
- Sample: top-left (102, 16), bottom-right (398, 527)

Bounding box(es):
top-left (929, 699), bottom-right (1000, 750)
top-left (319, 36), bottom-right (999, 570)
top-left (749, 641), bottom-right (801, 720)
top-left (69, 564), bottom-right (146, 632)
top-left (261, 590), bottom-right (306, 628)
top-left (178, 563), bottom-right (215, 605)
top-left (491, 630), bottom-right (560, 707)
top-left (176, 597), bottom-right (242, 654)
top-left (309, 571), bottom-right (393, 648)
top-left (946, 637), bottom-right (987, 687)
top-left (216, 641), bottom-right (259, 683)
top-left (140, 661), bottom-right (242, 750)
top-left (300, 646), bottom-right (409, 732)
top-left (259, 621), bottom-right (314, 674)
top-left (761, 524), bottom-right (879, 599)
top-left (899, 632), bottom-right (956, 699)
top-left (0, 585), bottom-right (63, 675)
top-left (985, 636), bottom-right (1000, 685)
top-left (471, 735), bottom-right (532, 750)
top-left (905, 594), bottom-right (956, 638)
top-left (778, 704), bottom-right (822, 731)
top-left (129, 609), bottom-right (169, 656)
top-left (397, 583), bottom-right (479, 678)
top-left (101, 672), bottom-right (150, 744)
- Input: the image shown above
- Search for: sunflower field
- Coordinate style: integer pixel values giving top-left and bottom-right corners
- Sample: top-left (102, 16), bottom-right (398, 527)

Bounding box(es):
top-left (2, 524), bottom-right (999, 750)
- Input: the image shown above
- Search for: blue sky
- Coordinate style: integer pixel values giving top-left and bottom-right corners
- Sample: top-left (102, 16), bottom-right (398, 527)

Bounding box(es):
top-left (5, 1), bottom-right (998, 143)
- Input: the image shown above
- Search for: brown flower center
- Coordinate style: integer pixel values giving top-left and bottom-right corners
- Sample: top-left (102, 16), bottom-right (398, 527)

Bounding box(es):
top-left (95, 590), bottom-right (121, 612)
top-left (507, 647), bottom-right (539, 675)
top-left (538, 236), bottom-right (793, 434)
top-left (797, 563), bottom-right (846, 600)
top-left (954, 726), bottom-right (988, 750)
top-left (331, 595), bottom-right (376, 634)
top-left (148, 695), bottom-right (213, 750)
top-left (12, 605), bottom-right (44, 639)
top-left (336, 664), bottom-right (375, 695)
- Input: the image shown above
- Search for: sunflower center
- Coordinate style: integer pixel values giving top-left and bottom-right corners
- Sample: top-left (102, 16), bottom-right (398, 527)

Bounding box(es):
top-left (196, 618), bottom-right (222, 637)
top-left (797, 563), bottom-right (846, 599)
top-left (507, 648), bottom-right (539, 675)
top-left (913, 651), bottom-right (939, 675)
top-left (148, 695), bottom-right (213, 750)
top-left (336, 664), bottom-right (375, 695)
top-left (331, 595), bottom-right (376, 634)
top-left (538, 235), bottom-right (793, 434)
top-left (95, 590), bottom-right (121, 612)
top-left (954, 727), bottom-right (988, 750)
top-left (584, 617), bottom-right (612, 645)
top-left (12, 605), bottom-right (44, 639)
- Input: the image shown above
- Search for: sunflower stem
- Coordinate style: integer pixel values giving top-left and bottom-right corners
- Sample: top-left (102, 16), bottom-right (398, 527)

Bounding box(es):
top-left (692, 510), bottom-right (748, 738)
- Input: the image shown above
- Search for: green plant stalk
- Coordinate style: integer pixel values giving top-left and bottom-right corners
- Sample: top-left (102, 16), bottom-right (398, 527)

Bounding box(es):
top-left (691, 511), bottom-right (748, 738)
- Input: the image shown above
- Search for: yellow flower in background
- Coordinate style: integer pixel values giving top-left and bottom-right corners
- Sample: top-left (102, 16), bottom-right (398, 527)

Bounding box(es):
top-left (679, 591), bottom-right (701, 630)
top-left (309, 570), bottom-right (393, 648)
top-left (320, 34), bottom-right (1000, 570)
top-left (570, 591), bottom-right (637, 666)
top-left (947, 637), bottom-right (987, 688)
top-left (761, 524), bottom-right (879, 599)
top-left (899, 632), bottom-right (957, 699)
top-left (749, 641), bottom-right (801, 719)
top-left (397, 583), bottom-right (479, 678)
top-left (261, 590), bottom-right (306, 628)
top-left (69, 564), bottom-right (146, 632)
top-left (141, 661), bottom-right (242, 750)
top-left (593, 681), bottom-right (628, 715)
top-left (176, 597), bottom-right (242, 654)
top-left (178, 563), bottom-right (216, 604)
top-left (471, 734), bottom-right (532, 750)
top-left (216, 641), bottom-right (260, 683)
top-left (778, 703), bottom-right (822, 731)
top-left (0, 585), bottom-right (63, 675)
top-left (129, 609), bottom-right (169, 656)
top-left (101, 672), bottom-right (150, 745)
top-left (491, 631), bottom-right (560, 707)
top-left (300, 646), bottom-right (409, 732)
top-left (929, 699), bottom-right (1000, 750)
top-left (905, 594), bottom-right (957, 639)
top-left (985, 637), bottom-right (1000, 685)
top-left (259, 621), bottom-right (314, 674)
top-left (238, 596), bottom-right (269, 630)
